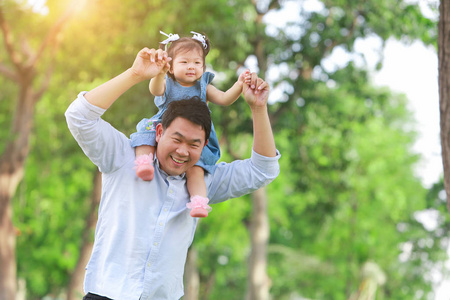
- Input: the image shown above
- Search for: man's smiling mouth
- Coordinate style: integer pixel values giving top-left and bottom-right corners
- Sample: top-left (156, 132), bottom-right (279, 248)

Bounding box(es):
top-left (171, 156), bottom-right (186, 164)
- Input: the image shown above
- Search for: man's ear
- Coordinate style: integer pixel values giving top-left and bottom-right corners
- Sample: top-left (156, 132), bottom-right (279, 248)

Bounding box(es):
top-left (155, 123), bottom-right (164, 143)
top-left (204, 139), bottom-right (208, 147)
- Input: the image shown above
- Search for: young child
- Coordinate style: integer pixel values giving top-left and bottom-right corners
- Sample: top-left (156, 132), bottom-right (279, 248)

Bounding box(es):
top-left (130, 31), bottom-right (249, 218)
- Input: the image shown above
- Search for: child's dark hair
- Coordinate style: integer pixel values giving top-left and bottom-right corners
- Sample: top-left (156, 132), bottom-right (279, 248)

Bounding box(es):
top-left (160, 33), bottom-right (211, 80)
top-left (161, 97), bottom-right (211, 142)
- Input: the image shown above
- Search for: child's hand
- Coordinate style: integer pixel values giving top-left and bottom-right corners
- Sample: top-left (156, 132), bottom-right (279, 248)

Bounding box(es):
top-left (244, 71), bottom-right (253, 89)
top-left (238, 69), bottom-right (251, 87)
top-left (154, 49), bottom-right (171, 75)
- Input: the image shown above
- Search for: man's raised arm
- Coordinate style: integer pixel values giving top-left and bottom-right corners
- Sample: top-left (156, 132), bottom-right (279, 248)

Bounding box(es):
top-left (205, 73), bottom-right (280, 204)
top-left (85, 48), bottom-right (171, 109)
top-left (243, 73), bottom-right (277, 157)
top-left (65, 48), bottom-right (170, 173)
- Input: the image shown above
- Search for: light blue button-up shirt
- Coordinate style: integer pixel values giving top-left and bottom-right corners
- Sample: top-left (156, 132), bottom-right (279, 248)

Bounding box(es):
top-left (65, 92), bottom-right (280, 300)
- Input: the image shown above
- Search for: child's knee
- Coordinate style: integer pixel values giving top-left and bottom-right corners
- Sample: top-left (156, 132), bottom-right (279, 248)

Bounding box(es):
top-left (186, 166), bottom-right (204, 177)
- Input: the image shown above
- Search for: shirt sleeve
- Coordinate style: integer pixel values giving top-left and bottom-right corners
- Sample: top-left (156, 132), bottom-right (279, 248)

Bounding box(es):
top-left (65, 92), bottom-right (134, 173)
top-left (206, 150), bottom-right (281, 203)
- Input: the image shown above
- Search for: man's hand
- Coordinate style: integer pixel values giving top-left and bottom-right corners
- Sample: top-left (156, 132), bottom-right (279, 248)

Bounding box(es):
top-left (130, 48), bottom-right (171, 81)
top-left (243, 72), bottom-right (270, 110)
top-left (85, 48), bottom-right (171, 109)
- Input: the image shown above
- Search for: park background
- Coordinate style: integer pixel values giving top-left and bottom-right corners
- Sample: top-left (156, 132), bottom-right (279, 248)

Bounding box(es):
top-left (0, 0), bottom-right (448, 299)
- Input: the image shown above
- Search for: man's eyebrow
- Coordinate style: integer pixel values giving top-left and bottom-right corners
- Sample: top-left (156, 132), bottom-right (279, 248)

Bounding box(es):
top-left (172, 132), bottom-right (202, 144)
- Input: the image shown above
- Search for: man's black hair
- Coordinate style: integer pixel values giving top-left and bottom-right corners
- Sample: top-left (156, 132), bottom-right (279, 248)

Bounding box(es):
top-left (161, 97), bottom-right (212, 142)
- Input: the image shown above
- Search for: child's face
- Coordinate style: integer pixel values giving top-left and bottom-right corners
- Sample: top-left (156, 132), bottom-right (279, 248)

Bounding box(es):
top-left (169, 49), bottom-right (204, 87)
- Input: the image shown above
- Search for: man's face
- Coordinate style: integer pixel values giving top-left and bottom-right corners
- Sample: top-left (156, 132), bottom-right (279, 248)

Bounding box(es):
top-left (155, 117), bottom-right (207, 176)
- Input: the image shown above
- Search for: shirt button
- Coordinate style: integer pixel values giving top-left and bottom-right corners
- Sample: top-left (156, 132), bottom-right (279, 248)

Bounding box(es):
top-left (164, 208), bottom-right (168, 212)
top-left (159, 222), bottom-right (163, 226)
top-left (147, 262), bottom-right (151, 267)
top-left (154, 242), bottom-right (158, 246)
top-left (169, 189), bottom-right (174, 194)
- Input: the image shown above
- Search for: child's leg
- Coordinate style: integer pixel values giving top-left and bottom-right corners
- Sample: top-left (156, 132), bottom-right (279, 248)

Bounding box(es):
top-left (185, 166), bottom-right (211, 218)
top-left (134, 145), bottom-right (155, 181)
top-left (186, 166), bottom-right (207, 197)
top-left (135, 145), bottom-right (155, 157)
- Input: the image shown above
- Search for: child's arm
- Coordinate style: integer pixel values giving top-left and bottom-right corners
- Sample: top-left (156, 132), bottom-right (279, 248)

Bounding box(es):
top-left (149, 50), bottom-right (170, 96)
top-left (206, 70), bottom-right (250, 106)
top-left (149, 73), bottom-right (166, 96)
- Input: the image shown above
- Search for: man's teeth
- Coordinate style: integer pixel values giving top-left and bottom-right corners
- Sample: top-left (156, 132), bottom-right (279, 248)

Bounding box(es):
top-left (172, 157), bottom-right (184, 163)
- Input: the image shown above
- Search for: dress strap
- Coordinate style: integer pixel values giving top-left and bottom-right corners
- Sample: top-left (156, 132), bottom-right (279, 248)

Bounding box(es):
top-left (200, 72), bottom-right (215, 101)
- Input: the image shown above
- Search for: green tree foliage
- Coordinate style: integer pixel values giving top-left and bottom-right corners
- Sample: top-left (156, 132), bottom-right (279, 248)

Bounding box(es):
top-left (13, 80), bottom-right (99, 297)
top-left (0, 0), bottom-right (444, 298)
top-left (266, 64), bottom-right (427, 299)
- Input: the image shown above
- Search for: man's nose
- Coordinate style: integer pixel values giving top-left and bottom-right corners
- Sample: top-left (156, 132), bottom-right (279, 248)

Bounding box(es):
top-left (176, 144), bottom-right (189, 156)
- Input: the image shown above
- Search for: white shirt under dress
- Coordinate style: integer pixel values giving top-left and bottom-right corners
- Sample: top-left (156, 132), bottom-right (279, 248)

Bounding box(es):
top-left (65, 92), bottom-right (281, 300)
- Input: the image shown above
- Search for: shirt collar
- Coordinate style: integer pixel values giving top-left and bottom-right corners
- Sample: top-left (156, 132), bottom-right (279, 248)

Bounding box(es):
top-left (154, 157), bottom-right (186, 180)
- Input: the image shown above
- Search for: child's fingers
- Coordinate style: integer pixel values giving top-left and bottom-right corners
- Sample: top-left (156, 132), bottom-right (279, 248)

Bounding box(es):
top-left (243, 70), bottom-right (252, 87)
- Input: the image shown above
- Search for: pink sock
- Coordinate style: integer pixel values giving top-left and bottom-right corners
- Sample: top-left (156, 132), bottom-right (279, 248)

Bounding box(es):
top-left (134, 154), bottom-right (154, 181)
top-left (186, 195), bottom-right (212, 218)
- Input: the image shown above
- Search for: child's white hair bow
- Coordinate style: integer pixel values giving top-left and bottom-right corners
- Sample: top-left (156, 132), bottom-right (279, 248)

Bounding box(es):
top-left (160, 31), bottom-right (180, 50)
top-left (159, 31), bottom-right (207, 50)
top-left (190, 31), bottom-right (207, 49)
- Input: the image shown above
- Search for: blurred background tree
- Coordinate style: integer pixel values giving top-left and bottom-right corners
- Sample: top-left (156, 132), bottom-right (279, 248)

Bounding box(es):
top-left (0, 0), bottom-right (445, 299)
top-left (438, 0), bottom-right (450, 212)
top-left (0, 0), bottom-right (87, 298)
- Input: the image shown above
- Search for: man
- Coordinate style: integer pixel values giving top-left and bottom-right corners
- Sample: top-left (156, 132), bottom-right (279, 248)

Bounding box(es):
top-left (65, 48), bottom-right (280, 300)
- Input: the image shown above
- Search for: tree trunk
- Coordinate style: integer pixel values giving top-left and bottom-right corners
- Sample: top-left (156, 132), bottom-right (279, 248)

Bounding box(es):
top-left (0, 84), bottom-right (36, 300)
top-left (439, 0), bottom-right (450, 212)
top-left (0, 190), bottom-right (16, 300)
top-left (246, 187), bottom-right (270, 300)
top-left (0, 4), bottom-right (80, 298)
top-left (184, 247), bottom-right (200, 300)
top-left (245, 4), bottom-right (273, 299)
top-left (348, 261), bottom-right (386, 300)
top-left (67, 170), bottom-right (102, 300)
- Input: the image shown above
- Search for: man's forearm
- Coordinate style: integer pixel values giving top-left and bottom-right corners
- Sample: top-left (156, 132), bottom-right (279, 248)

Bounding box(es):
top-left (251, 106), bottom-right (277, 157)
top-left (85, 68), bottom-right (143, 109)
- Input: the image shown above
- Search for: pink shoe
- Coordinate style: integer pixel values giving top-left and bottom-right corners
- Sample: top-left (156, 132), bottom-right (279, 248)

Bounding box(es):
top-left (186, 196), bottom-right (212, 218)
top-left (134, 154), bottom-right (154, 181)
